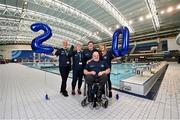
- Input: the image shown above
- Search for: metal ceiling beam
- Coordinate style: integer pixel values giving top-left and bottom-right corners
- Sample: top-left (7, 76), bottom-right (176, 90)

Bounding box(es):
top-left (25, 0), bottom-right (113, 37)
top-left (92, 0), bottom-right (134, 33)
top-left (0, 21), bottom-right (80, 46)
top-left (21, 20), bottom-right (85, 43)
top-left (25, 10), bottom-right (102, 41)
top-left (0, 21), bottom-right (84, 45)
top-left (0, 4), bottom-right (102, 42)
top-left (145, 0), bottom-right (160, 31)
top-left (0, 35), bottom-right (75, 47)
top-left (0, 32), bottom-right (79, 45)
top-left (0, 40), bottom-right (60, 48)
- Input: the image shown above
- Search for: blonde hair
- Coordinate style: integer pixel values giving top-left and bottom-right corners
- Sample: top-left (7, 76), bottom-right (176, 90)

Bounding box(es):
top-left (99, 43), bottom-right (107, 51)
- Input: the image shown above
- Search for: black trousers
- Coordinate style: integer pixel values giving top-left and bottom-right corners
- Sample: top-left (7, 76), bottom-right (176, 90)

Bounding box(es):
top-left (107, 73), bottom-right (112, 91)
top-left (72, 69), bottom-right (83, 90)
top-left (59, 66), bottom-right (71, 92)
top-left (85, 74), bottom-right (108, 95)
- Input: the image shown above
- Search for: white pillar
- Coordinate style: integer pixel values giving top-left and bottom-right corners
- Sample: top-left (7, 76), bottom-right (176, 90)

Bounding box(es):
top-left (33, 52), bottom-right (36, 63)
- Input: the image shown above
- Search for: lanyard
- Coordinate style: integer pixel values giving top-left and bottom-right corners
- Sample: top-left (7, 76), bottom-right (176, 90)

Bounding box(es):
top-left (78, 52), bottom-right (82, 61)
top-left (64, 49), bottom-right (68, 56)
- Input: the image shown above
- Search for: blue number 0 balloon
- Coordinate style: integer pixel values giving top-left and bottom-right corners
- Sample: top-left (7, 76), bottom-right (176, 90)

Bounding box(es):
top-left (31, 22), bottom-right (54, 54)
top-left (112, 26), bottom-right (129, 57)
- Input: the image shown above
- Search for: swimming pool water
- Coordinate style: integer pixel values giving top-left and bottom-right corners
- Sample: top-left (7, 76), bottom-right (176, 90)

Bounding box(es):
top-left (23, 62), bottom-right (146, 88)
top-left (110, 63), bottom-right (146, 87)
top-left (23, 62), bottom-right (56, 68)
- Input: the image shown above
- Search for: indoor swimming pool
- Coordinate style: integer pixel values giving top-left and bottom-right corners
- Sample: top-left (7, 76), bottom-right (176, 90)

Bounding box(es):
top-left (23, 62), bottom-right (146, 88)
top-left (1, 0), bottom-right (179, 118)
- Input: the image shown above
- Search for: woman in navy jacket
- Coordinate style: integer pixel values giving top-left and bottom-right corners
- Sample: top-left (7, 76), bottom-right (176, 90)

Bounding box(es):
top-left (99, 43), bottom-right (114, 98)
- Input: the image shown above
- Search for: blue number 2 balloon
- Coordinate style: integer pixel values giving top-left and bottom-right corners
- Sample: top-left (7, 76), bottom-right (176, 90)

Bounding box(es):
top-left (31, 22), bottom-right (54, 54)
top-left (112, 26), bottom-right (129, 57)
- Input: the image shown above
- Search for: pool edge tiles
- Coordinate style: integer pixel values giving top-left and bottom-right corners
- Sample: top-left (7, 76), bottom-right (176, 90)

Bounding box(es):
top-left (119, 62), bottom-right (168, 97)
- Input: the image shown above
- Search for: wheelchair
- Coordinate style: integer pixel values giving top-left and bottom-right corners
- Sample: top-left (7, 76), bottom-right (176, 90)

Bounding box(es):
top-left (81, 79), bottom-right (109, 109)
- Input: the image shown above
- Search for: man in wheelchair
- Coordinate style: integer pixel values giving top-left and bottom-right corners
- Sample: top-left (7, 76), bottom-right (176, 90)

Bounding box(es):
top-left (83, 51), bottom-right (110, 107)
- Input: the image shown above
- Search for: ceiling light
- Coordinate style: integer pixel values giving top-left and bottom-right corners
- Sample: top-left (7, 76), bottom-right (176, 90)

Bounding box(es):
top-left (139, 16), bottom-right (144, 21)
top-left (129, 20), bottom-right (133, 24)
top-left (24, 2), bottom-right (27, 5)
top-left (160, 10), bottom-right (165, 14)
top-left (116, 24), bottom-right (120, 28)
top-left (167, 7), bottom-right (173, 13)
top-left (177, 4), bottom-right (180, 9)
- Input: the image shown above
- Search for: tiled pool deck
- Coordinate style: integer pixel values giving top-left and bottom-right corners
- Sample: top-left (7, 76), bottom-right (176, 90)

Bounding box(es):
top-left (0, 63), bottom-right (179, 119)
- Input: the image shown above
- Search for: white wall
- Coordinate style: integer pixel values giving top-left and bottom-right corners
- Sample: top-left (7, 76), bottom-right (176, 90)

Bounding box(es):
top-left (168, 38), bottom-right (180, 51)
top-left (0, 45), bottom-right (31, 59)
top-left (0, 51), bottom-right (3, 56)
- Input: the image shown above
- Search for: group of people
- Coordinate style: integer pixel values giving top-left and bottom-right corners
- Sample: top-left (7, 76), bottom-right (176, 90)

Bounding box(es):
top-left (52, 40), bottom-right (114, 98)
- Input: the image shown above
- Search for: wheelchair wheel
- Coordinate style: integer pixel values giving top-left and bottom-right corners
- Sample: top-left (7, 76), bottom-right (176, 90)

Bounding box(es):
top-left (81, 98), bottom-right (87, 107)
top-left (102, 100), bottom-right (108, 108)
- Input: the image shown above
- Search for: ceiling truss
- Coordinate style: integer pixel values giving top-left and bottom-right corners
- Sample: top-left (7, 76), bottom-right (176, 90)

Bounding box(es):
top-left (0, 4), bottom-right (103, 47)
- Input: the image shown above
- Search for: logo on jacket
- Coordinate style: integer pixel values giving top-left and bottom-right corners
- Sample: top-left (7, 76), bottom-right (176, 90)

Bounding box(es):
top-left (89, 65), bottom-right (95, 68)
top-left (61, 51), bottom-right (65, 55)
top-left (101, 64), bottom-right (104, 67)
top-left (103, 56), bottom-right (107, 59)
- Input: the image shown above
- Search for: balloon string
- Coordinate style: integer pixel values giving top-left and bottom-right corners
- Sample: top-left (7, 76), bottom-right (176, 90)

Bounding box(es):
top-left (45, 71), bottom-right (47, 94)
top-left (116, 62), bottom-right (119, 98)
top-left (44, 56), bottom-right (47, 95)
